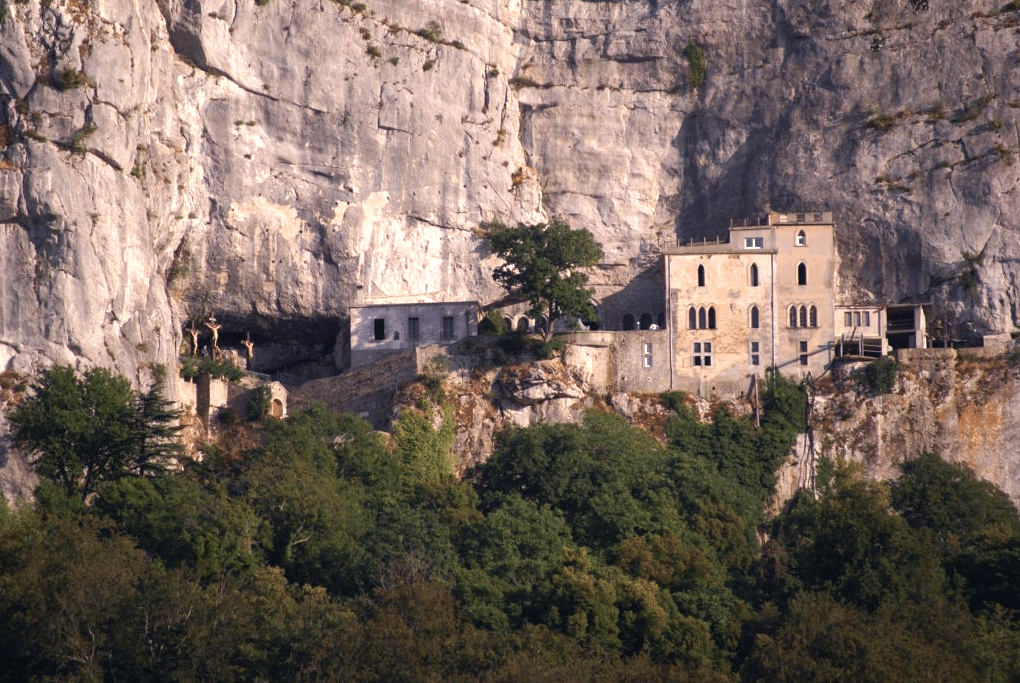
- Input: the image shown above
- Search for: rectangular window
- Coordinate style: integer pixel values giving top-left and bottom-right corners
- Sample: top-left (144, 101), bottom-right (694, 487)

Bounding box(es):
top-left (744, 237), bottom-right (763, 249)
top-left (844, 312), bottom-right (853, 327)
top-left (442, 316), bottom-right (455, 340)
top-left (854, 311), bottom-right (861, 326)
top-left (407, 317), bottom-right (420, 342)
top-left (693, 342), bottom-right (712, 367)
top-left (643, 342), bottom-right (653, 368)
top-left (799, 341), bottom-right (808, 366)
top-left (863, 311), bottom-right (871, 327)
top-left (750, 341), bottom-right (760, 366)
top-left (373, 318), bottom-right (386, 341)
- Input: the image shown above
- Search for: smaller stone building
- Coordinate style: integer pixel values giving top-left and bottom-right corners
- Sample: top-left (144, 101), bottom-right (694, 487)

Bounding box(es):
top-left (835, 305), bottom-right (888, 357)
top-left (350, 300), bottom-right (479, 367)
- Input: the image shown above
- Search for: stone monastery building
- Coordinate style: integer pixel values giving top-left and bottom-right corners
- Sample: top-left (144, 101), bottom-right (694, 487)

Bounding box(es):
top-left (663, 211), bottom-right (838, 395)
top-left (346, 211), bottom-right (927, 400)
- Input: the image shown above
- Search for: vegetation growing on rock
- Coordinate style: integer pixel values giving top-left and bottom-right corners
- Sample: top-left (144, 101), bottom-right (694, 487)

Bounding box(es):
top-left (2, 365), bottom-right (1018, 680)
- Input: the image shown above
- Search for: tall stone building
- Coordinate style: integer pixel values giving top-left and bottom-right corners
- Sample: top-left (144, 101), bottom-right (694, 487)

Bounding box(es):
top-left (663, 212), bottom-right (837, 397)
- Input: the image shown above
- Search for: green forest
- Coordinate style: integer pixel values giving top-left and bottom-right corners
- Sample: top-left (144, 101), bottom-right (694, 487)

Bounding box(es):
top-left (2, 366), bottom-right (1019, 681)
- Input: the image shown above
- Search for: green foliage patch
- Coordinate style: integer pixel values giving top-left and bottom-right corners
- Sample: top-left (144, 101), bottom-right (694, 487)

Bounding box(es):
top-left (485, 218), bottom-right (603, 340)
top-left (9, 365), bottom-right (182, 501)
top-left (179, 354), bottom-right (244, 381)
top-left (53, 68), bottom-right (89, 91)
top-left (684, 42), bottom-right (706, 89)
top-left (3, 363), bottom-right (1020, 681)
top-left (865, 355), bottom-right (898, 394)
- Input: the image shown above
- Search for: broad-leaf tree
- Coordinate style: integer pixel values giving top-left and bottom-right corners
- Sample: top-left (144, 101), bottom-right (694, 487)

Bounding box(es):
top-left (486, 218), bottom-right (603, 339)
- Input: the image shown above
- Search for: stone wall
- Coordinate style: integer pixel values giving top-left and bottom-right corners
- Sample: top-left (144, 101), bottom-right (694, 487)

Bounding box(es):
top-left (560, 330), bottom-right (672, 394)
top-left (290, 348), bottom-right (421, 429)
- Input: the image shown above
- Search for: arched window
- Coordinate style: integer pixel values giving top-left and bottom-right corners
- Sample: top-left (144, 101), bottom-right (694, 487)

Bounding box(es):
top-left (623, 314), bottom-right (636, 331)
top-left (708, 307), bottom-right (716, 329)
top-left (750, 305), bottom-right (759, 329)
top-left (656, 312), bottom-right (665, 328)
top-left (688, 307), bottom-right (696, 330)
top-left (749, 263), bottom-right (759, 287)
top-left (809, 305), bottom-right (818, 328)
top-left (789, 306), bottom-right (798, 328)
top-left (797, 262), bottom-right (807, 286)
top-left (799, 306), bottom-right (807, 328)
top-left (517, 317), bottom-right (530, 333)
top-left (697, 264), bottom-right (705, 287)
top-left (698, 307), bottom-right (707, 330)
top-left (639, 313), bottom-right (653, 330)
top-left (503, 317), bottom-right (513, 334)
top-left (796, 229), bottom-right (806, 246)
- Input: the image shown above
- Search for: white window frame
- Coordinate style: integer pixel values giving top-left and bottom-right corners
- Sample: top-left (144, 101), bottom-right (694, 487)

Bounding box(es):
top-left (744, 237), bottom-right (763, 249)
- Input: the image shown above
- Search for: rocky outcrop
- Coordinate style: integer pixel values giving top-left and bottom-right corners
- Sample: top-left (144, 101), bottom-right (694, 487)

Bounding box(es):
top-left (2, 0), bottom-right (1020, 380)
top-left (779, 349), bottom-right (1020, 506)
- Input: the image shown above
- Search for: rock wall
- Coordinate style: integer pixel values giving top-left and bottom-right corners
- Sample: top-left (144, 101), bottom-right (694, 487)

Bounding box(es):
top-left (2, 0), bottom-right (1020, 379)
top-left (779, 348), bottom-right (1020, 506)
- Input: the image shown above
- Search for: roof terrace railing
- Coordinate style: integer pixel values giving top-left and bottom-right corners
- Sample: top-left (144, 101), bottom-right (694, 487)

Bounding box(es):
top-left (730, 211), bottom-right (831, 227)
top-left (674, 235), bottom-right (729, 247)
top-left (730, 216), bottom-right (770, 228)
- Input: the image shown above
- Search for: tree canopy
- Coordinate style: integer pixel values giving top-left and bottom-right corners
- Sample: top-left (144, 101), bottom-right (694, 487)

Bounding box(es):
top-left (3, 363), bottom-right (1020, 681)
top-left (9, 365), bottom-right (182, 501)
top-left (485, 218), bottom-right (603, 339)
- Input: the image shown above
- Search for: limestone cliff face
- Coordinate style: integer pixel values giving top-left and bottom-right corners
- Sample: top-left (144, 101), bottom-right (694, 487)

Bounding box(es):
top-left (776, 350), bottom-right (1020, 506)
top-left (2, 0), bottom-right (1020, 378)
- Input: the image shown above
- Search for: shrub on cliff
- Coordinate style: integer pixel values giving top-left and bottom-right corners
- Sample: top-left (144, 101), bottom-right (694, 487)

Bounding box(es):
top-left (865, 356), bottom-right (898, 394)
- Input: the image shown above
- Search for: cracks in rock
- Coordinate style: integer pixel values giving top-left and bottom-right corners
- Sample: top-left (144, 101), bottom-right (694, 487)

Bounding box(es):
top-left (606, 54), bottom-right (662, 65)
top-left (407, 213), bottom-right (469, 232)
top-left (229, 0), bottom-right (241, 36)
top-left (185, 57), bottom-right (282, 105)
top-left (89, 148), bottom-right (123, 172)
top-left (377, 123), bottom-right (414, 135)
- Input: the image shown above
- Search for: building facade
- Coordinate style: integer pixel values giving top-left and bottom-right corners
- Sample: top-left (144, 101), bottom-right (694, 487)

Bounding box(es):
top-left (350, 300), bottom-right (479, 367)
top-left (663, 212), bottom-right (837, 397)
